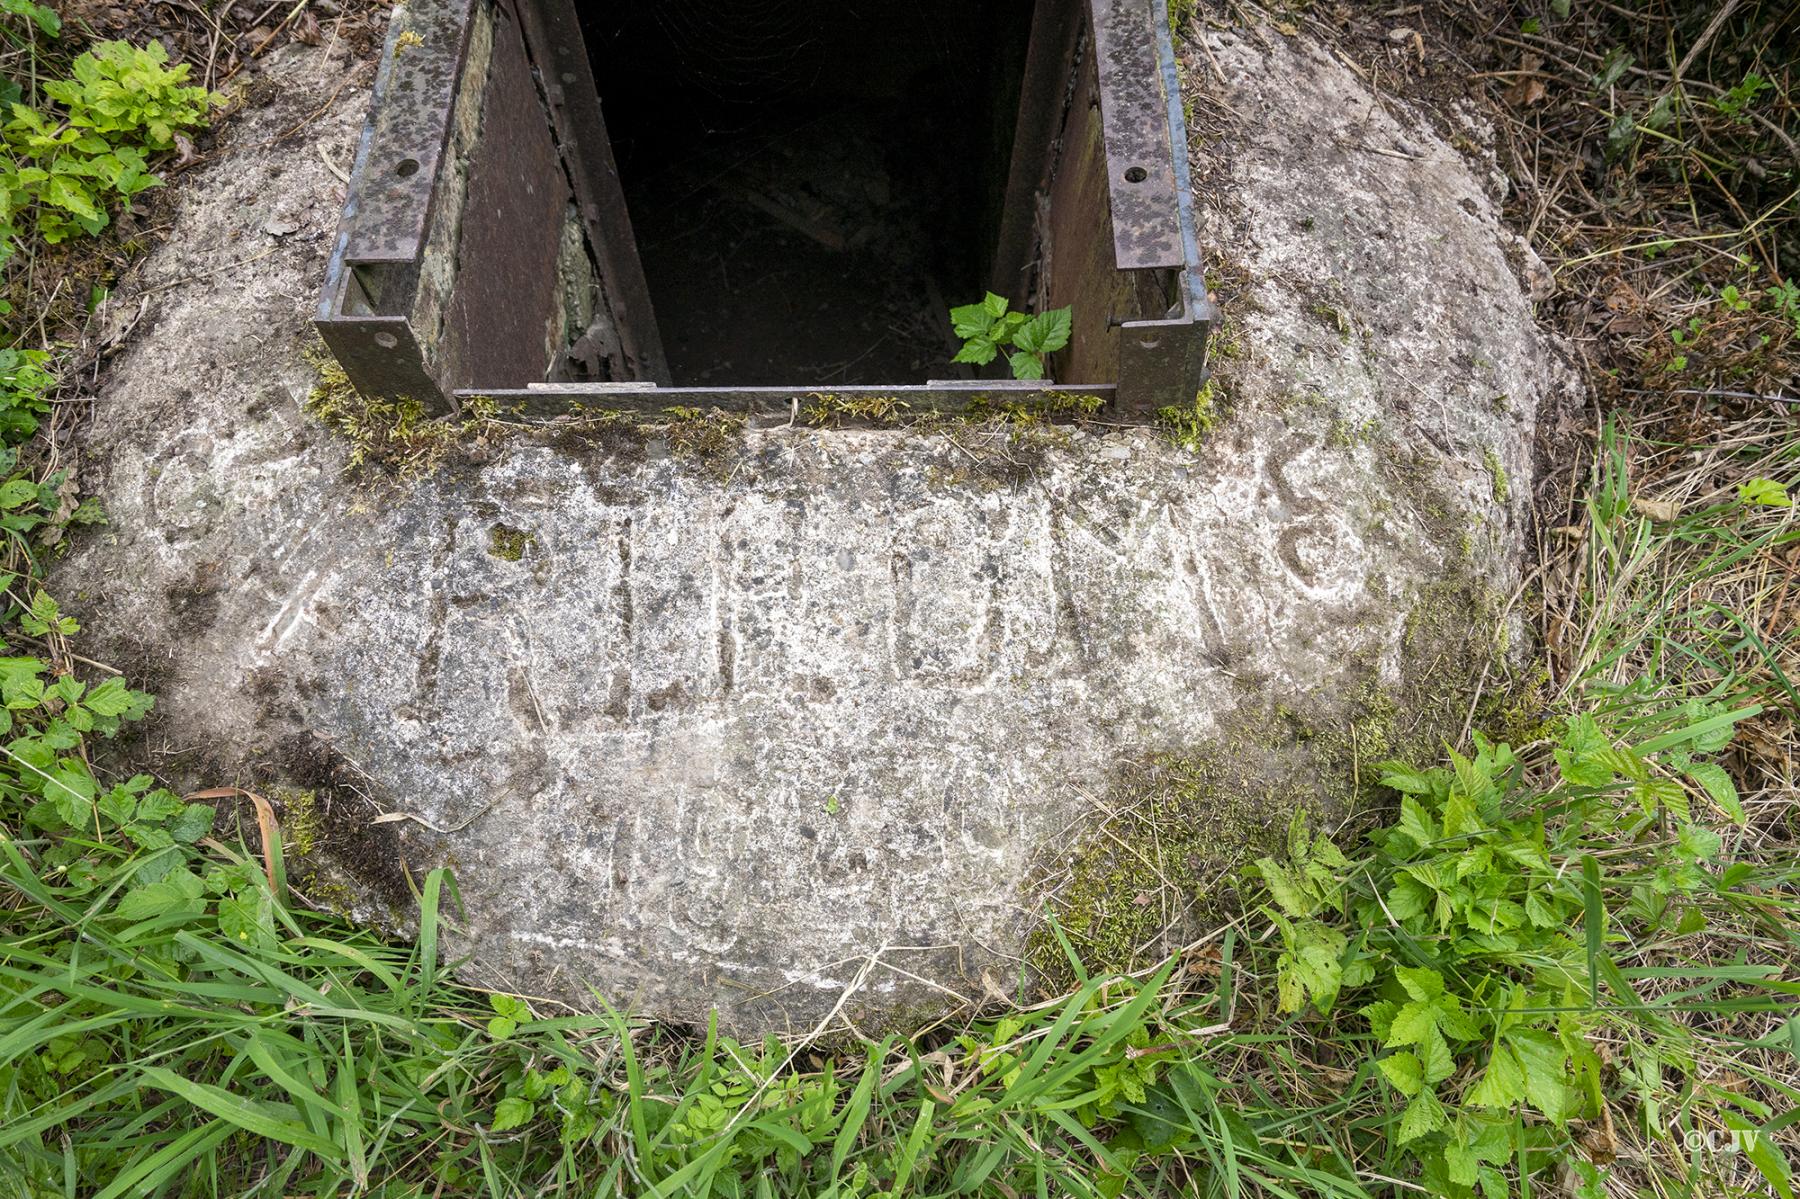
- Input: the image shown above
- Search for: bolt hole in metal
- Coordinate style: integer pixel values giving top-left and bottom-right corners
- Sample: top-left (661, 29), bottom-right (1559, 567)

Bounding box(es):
top-left (396, 157), bottom-right (421, 178)
top-left (1124, 165), bottom-right (1148, 182)
top-left (374, 332), bottom-right (400, 349)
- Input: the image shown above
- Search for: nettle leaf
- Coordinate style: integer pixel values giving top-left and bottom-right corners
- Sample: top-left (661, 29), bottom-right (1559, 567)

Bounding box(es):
top-left (1684, 761), bottom-right (1745, 825)
top-left (1377, 1051), bottom-right (1424, 1096)
top-left (1398, 1089), bottom-right (1448, 1144)
top-left (1013, 307), bottom-right (1072, 355)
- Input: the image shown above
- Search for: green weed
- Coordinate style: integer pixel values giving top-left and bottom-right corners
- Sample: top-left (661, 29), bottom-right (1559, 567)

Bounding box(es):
top-left (0, 39), bottom-right (215, 262)
top-left (949, 292), bottom-right (1072, 380)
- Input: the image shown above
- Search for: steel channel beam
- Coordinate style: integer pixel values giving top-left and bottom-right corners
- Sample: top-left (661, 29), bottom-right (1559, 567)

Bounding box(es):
top-left (1087, 0), bottom-right (1184, 271)
top-left (339, 0), bottom-right (477, 266)
top-left (460, 382), bottom-right (1119, 422)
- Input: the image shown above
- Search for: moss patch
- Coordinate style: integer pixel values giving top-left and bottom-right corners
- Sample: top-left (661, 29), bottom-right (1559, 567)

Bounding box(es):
top-left (1028, 427), bottom-right (1514, 986)
top-left (1155, 379), bottom-right (1223, 451)
top-left (486, 523), bottom-right (537, 562)
top-left (1484, 447), bottom-right (1512, 502)
top-left (304, 345), bottom-right (498, 480)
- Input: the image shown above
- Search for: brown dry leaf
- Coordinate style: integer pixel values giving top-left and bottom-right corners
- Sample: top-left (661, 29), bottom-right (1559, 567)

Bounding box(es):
top-left (1504, 76), bottom-right (1549, 107)
top-left (1632, 495), bottom-right (1683, 521)
top-left (1273, 20), bottom-right (1300, 36)
top-left (1184, 944), bottom-right (1223, 976)
top-left (292, 11), bottom-right (324, 45)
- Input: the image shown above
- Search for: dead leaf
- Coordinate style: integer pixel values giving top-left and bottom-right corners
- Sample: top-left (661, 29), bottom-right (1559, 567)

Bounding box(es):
top-left (187, 786), bottom-right (282, 897)
top-left (1632, 495), bottom-right (1683, 521)
top-left (1273, 20), bottom-right (1299, 36)
top-left (291, 11), bottom-right (323, 45)
top-left (1504, 76), bottom-right (1548, 107)
top-left (172, 133), bottom-right (199, 172)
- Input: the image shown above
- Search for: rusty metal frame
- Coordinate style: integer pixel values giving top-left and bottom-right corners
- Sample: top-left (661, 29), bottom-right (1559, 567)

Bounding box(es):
top-left (319, 0), bottom-right (1214, 420)
top-left (316, 0), bottom-right (476, 412)
top-left (1089, 0), bottom-right (1216, 412)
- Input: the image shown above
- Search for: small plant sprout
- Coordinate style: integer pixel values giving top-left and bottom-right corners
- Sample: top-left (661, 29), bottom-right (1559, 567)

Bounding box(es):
top-left (950, 292), bottom-right (1072, 380)
top-left (1738, 477), bottom-right (1792, 508)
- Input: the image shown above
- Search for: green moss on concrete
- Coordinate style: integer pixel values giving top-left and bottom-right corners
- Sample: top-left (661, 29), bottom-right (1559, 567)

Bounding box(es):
top-left (1155, 379), bottom-right (1222, 451)
top-left (486, 523), bottom-right (536, 562)
top-left (1484, 448), bottom-right (1511, 502)
top-left (269, 786), bottom-right (321, 856)
top-left (1028, 425), bottom-right (1513, 986)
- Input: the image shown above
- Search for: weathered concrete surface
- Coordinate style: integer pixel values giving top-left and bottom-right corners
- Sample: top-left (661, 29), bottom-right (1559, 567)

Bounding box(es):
top-left (58, 20), bottom-right (1569, 1031)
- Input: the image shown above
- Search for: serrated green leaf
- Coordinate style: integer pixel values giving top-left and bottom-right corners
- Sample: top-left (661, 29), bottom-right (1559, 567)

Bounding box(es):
top-left (1443, 1137), bottom-right (1480, 1186)
top-left (168, 803), bottom-right (216, 844)
top-left (1684, 761), bottom-right (1745, 824)
top-left (949, 303), bottom-right (995, 340)
top-left (1387, 1001), bottom-right (1437, 1048)
top-left (1377, 1051), bottom-right (1424, 1096)
top-left (491, 1095), bottom-right (534, 1132)
top-left (1398, 1089), bottom-right (1448, 1143)
top-left (1419, 1026), bottom-right (1455, 1084)
top-left (1395, 966), bottom-right (1444, 1002)
top-left (1007, 350), bottom-right (1045, 380)
top-left (1465, 1044), bottom-right (1525, 1109)
top-left (1739, 477), bottom-right (1792, 507)
top-left (1256, 857), bottom-right (1311, 917)
top-left (1013, 306), bottom-right (1071, 355)
top-left (952, 337), bottom-right (997, 365)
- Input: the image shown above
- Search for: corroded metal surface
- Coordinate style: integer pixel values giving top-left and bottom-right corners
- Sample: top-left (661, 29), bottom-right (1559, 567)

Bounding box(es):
top-left (434, 3), bottom-right (569, 388)
top-left (339, 0), bottom-right (477, 265)
top-left (318, 0), bottom-right (1216, 415)
top-left (1089, 0), bottom-right (1183, 271)
top-left (509, 0), bottom-right (669, 383)
top-left (461, 381), bottom-right (1120, 421)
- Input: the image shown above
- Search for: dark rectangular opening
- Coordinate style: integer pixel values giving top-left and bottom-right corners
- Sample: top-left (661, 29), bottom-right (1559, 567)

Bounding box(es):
top-left (581, 3), bottom-right (1035, 386)
top-left (316, 0), bottom-right (1212, 418)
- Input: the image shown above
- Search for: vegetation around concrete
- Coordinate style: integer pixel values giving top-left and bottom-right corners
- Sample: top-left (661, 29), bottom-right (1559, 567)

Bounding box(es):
top-left (2, 2), bottom-right (1797, 1196)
